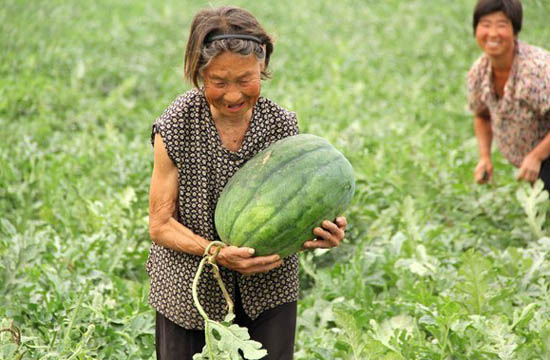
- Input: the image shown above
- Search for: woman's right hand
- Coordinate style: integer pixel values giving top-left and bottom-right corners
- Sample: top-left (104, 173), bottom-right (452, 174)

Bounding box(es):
top-left (474, 157), bottom-right (493, 184)
top-left (214, 246), bottom-right (283, 276)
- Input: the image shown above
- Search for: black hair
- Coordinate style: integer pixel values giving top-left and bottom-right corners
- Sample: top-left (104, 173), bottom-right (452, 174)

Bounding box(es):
top-left (473, 0), bottom-right (522, 35)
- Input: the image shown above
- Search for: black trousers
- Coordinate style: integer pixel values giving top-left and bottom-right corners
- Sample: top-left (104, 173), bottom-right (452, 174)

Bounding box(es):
top-left (540, 158), bottom-right (550, 193)
top-left (155, 286), bottom-right (297, 360)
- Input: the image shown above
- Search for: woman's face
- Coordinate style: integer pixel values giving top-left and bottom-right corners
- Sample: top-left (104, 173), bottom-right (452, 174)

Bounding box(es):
top-left (203, 51), bottom-right (263, 122)
top-left (475, 11), bottom-right (516, 60)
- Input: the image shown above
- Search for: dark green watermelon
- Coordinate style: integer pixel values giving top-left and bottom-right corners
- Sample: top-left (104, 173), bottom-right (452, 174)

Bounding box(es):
top-left (214, 134), bottom-right (355, 258)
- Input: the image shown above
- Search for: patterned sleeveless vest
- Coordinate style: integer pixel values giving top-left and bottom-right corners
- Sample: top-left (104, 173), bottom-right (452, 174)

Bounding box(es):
top-left (147, 88), bottom-right (300, 329)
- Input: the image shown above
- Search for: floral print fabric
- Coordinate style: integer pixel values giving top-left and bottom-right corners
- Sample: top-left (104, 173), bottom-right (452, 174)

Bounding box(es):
top-left (468, 40), bottom-right (550, 167)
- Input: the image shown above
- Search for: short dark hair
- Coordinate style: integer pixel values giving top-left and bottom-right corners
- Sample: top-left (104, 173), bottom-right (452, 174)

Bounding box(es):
top-left (473, 0), bottom-right (522, 35)
top-left (184, 6), bottom-right (274, 88)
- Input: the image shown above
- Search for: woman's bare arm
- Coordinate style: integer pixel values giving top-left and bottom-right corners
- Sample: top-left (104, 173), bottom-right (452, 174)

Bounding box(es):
top-left (149, 133), bottom-right (211, 255)
top-left (473, 112), bottom-right (494, 183)
top-left (148, 133), bottom-right (282, 274)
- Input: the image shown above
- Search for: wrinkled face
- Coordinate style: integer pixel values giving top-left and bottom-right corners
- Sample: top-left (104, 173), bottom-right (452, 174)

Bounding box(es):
top-left (203, 51), bottom-right (263, 122)
top-left (475, 11), bottom-right (516, 60)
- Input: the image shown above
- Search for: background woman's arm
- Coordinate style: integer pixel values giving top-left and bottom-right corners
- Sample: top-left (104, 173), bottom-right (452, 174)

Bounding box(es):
top-left (517, 132), bottom-right (550, 182)
top-left (474, 112), bottom-right (494, 183)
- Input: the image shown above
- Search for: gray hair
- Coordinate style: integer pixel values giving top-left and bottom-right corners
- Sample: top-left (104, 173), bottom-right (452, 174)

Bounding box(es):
top-left (199, 39), bottom-right (266, 79)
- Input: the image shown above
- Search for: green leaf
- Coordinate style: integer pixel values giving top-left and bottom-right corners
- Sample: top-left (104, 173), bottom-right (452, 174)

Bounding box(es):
top-left (516, 180), bottom-right (549, 239)
top-left (510, 303), bottom-right (537, 331)
top-left (192, 319), bottom-right (267, 360)
top-left (369, 314), bottom-right (415, 356)
top-left (456, 250), bottom-right (492, 314)
top-left (333, 306), bottom-right (367, 359)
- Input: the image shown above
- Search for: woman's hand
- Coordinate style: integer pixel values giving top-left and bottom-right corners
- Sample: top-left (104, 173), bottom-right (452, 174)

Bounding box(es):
top-left (302, 216), bottom-right (347, 250)
top-left (517, 152), bottom-right (542, 183)
top-left (215, 246), bottom-right (283, 276)
top-left (474, 157), bottom-right (493, 184)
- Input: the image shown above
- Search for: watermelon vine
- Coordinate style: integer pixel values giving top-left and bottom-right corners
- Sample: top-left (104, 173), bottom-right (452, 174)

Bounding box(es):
top-left (191, 241), bottom-right (268, 360)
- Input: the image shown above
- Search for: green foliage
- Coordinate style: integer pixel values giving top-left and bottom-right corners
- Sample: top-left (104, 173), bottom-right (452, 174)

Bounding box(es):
top-left (516, 180), bottom-right (549, 239)
top-left (192, 314), bottom-right (267, 360)
top-left (2, 0), bottom-right (550, 358)
top-left (191, 244), bottom-right (268, 360)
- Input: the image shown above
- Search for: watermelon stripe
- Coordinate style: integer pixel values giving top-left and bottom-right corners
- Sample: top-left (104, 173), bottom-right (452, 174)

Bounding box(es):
top-left (215, 136), bottom-right (330, 242)
top-left (237, 154), bottom-right (342, 251)
top-left (271, 161), bottom-right (354, 256)
top-left (225, 143), bottom-right (332, 244)
top-left (214, 134), bottom-right (355, 257)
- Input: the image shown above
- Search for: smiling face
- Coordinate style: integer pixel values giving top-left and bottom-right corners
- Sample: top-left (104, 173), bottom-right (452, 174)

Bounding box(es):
top-left (203, 51), bottom-right (263, 123)
top-left (475, 11), bottom-right (516, 61)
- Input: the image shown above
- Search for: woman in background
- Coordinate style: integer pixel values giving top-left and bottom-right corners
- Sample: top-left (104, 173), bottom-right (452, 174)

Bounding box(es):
top-left (468, 0), bottom-right (550, 189)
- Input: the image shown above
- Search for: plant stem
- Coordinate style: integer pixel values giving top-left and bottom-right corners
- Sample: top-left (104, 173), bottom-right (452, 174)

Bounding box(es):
top-left (192, 256), bottom-right (211, 321)
top-left (62, 282), bottom-right (89, 350)
top-left (191, 241), bottom-right (232, 359)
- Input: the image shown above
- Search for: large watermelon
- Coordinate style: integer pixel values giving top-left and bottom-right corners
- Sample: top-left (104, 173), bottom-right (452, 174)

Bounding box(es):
top-left (214, 134), bottom-right (355, 258)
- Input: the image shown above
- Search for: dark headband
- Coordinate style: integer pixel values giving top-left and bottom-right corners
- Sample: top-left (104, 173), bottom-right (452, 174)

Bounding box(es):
top-left (205, 34), bottom-right (263, 45)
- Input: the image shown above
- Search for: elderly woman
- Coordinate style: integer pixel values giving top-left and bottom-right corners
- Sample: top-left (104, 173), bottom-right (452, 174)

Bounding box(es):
top-left (147, 6), bottom-right (347, 360)
top-left (468, 0), bottom-right (550, 189)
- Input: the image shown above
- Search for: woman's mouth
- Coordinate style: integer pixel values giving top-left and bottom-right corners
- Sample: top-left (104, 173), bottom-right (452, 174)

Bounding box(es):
top-left (226, 102), bottom-right (245, 112)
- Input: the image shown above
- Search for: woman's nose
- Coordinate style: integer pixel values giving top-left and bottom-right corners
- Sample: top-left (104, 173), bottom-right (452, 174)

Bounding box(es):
top-left (224, 85), bottom-right (242, 102)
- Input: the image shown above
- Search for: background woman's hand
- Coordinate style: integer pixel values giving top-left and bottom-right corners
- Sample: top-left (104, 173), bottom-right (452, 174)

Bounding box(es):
top-left (474, 157), bottom-right (493, 184)
top-left (215, 245), bottom-right (283, 276)
top-left (302, 216), bottom-right (347, 250)
top-left (517, 152), bottom-right (542, 183)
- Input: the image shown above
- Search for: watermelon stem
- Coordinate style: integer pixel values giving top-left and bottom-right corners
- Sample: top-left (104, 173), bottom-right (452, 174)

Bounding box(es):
top-left (192, 240), bottom-right (234, 319)
top-left (192, 241), bottom-right (234, 359)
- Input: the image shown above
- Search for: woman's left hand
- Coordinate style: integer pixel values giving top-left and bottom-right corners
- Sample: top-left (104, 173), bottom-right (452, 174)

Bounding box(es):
top-left (517, 152), bottom-right (542, 183)
top-left (302, 216), bottom-right (347, 250)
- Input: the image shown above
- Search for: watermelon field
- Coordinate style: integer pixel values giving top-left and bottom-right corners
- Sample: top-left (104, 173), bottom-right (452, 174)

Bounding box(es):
top-left (2, 0), bottom-right (550, 358)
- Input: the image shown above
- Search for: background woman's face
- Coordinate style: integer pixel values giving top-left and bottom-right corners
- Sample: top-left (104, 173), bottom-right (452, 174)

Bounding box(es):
top-left (475, 11), bottom-right (516, 60)
top-left (203, 51), bottom-right (263, 122)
